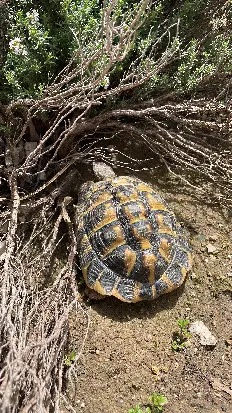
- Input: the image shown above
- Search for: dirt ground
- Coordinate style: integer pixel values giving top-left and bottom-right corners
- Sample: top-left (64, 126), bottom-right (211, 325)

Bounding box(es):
top-left (66, 167), bottom-right (232, 413)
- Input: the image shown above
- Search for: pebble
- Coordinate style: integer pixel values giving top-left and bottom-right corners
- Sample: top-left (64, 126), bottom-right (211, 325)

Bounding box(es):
top-left (189, 320), bottom-right (217, 346)
top-left (206, 244), bottom-right (217, 254)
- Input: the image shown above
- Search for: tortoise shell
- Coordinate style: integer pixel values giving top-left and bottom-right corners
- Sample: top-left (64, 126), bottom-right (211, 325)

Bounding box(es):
top-left (76, 176), bottom-right (192, 303)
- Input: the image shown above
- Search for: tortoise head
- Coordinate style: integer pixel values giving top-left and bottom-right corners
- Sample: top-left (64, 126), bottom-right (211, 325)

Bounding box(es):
top-left (93, 162), bottom-right (116, 180)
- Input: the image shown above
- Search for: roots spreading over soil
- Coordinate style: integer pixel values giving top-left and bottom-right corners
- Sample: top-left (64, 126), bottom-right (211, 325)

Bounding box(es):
top-left (0, 188), bottom-right (89, 412)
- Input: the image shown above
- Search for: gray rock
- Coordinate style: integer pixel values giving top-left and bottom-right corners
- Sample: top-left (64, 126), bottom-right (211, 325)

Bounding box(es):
top-left (189, 320), bottom-right (217, 346)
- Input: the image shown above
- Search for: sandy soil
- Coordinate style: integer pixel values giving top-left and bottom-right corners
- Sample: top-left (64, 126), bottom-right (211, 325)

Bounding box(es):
top-left (66, 168), bottom-right (232, 413)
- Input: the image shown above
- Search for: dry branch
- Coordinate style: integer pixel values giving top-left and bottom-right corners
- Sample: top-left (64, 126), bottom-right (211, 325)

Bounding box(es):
top-left (0, 195), bottom-right (89, 413)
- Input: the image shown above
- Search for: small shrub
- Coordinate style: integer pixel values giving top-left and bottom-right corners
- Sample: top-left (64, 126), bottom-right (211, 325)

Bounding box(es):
top-left (171, 319), bottom-right (191, 352)
top-left (3, 4), bottom-right (56, 99)
top-left (128, 392), bottom-right (168, 413)
top-left (1, 0), bottom-right (101, 100)
top-left (63, 350), bottom-right (76, 367)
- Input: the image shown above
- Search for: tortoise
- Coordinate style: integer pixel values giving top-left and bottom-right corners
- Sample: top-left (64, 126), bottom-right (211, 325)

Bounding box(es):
top-left (76, 163), bottom-right (192, 303)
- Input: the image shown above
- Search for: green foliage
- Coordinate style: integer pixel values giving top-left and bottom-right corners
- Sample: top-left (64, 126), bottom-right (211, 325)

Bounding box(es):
top-left (60, 0), bottom-right (100, 54)
top-left (171, 319), bottom-right (191, 352)
top-left (3, 4), bottom-right (55, 99)
top-left (173, 34), bottom-right (232, 92)
top-left (63, 350), bottom-right (76, 367)
top-left (1, 0), bottom-right (232, 102)
top-left (177, 0), bottom-right (208, 34)
top-left (128, 392), bottom-right (168, 413)
top-left (1, 0), bottom-right (101, 100)
top-left (136, 0), bottom-right (232, 97)
top-left (149, 393), bottom-right (168, 412)
top-left (2, 0), bottom-right (150, 100)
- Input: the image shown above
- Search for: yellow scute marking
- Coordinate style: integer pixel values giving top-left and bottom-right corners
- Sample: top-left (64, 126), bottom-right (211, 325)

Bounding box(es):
top-left (159, 238), bottom-right (172, 263)
top-left (82, 265), bottom-right (88, 280)
top-left (146, 193), bottom-right (168, 211)
top-left (93, 279), bottom-right (108, 296)
top-left (117, 190), bottom-right (138, 204)
top-left (112, 282), bottom-right (143, 303)
top-left (156, 214), bottom-right (176, 236)
top-left (124, 248), bottom-right (137, 275)
top-left (151, 285), bottom-right (157, 299)
top-left (158, 273), bottom-right (175, 293)
top-left (137, 183), bottom-right (154, 193)
top-left (131, 282), bottom-right (144, 303)
top-left (143, 253), bottom-right (157, 284)
top-left (180, 265), bottom-right (187, 280)
top-left (140, 239), bottom-right (152, 250)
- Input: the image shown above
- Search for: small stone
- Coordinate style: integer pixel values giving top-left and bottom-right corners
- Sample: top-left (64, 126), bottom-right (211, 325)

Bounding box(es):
top-left (80, 402), bottom-right (85, 408)
top-left (206, 243), bottom-right (217, 254)
top-left (95, 349), bottom-right (100, 355)
top-left (227, 272), bottom-right (232, 278)
top-left (211, 378), bottom-right (232, 397)
top-left (151, 365), bottom-right (160, 377)
top-left (189, 320), bottom-right (217, 346)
